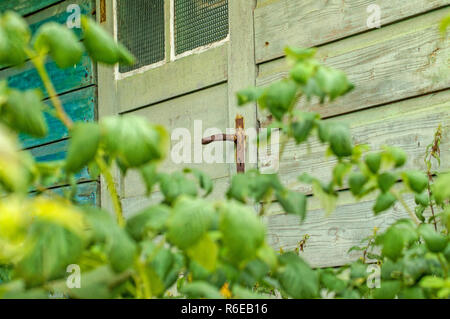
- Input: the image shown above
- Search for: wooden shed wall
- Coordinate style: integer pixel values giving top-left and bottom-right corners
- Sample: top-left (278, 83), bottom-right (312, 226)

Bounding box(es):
top-left (254, 0), bottom-right (450, 267)
top-left (0, 0), bottom-right (99, 205)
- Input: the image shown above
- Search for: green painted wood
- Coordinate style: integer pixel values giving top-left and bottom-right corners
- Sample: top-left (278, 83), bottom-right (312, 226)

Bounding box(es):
top-left (28, 139), bottom-right (92, 183)
top-left (0, 0), bottom-right (62, 16)
top-left (254, 0), bottom-right (450, 63)
top-left (2, 53), bottom-right (95, 97)
top-left (257, 8), bottom-right (450, 120)
top-left (28, 0), bottom-right (94, 39)
top-left (19, 86), bottom-right (97, 149)
top-left (33, 181), bottom-right (99, 205)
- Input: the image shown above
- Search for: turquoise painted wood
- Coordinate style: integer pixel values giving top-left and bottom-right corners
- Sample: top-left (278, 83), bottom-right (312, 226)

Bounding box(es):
top-left (32, 181), bottom-right (99, 205)
top-left (28, 139), bottom-right (92, 183)
top-left (0, 0), bottom-right (62, 16)
top-left (29, 0), bottom-right (94, 39)
top-left (5, 53), bottom-right (95, 97)
top-left (20, 86), bottom-right (97, 149)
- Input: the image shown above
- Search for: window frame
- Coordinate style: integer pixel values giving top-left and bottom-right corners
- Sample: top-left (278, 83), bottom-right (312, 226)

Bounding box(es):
top-left (113, 0), bottom-right (230, 80)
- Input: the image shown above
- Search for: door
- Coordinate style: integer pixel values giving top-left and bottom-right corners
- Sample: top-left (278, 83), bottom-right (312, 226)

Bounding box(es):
top-left (97, 0), bottom-right (258, 216)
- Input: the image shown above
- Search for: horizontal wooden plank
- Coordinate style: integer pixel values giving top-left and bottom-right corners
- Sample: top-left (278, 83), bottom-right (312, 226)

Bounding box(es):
top-left (123, 83), bottom-right (230, 198)
top-left (41, 181), bottom-right (99, 205)
top-left (28, 139), bottom-right (92, 183)
top-left (254, 0), bottom-right (450, 63)
top-left (1, 53), bottom-right (95, 97)
top-left (259, 90), bottom-right (450, 195)
top-left (0, 0), bottom-right (62, 16)
top-left (27, 0), bottom-right (94, 39)
top-left (20, 86), bottom-right (96, 149)
top-left (257, 8), bottom-right (450, 119)
top-left (264, 186), bottom-right (415, 268)
top-left (117, 44), bottom-right (228, 113)
top-left (121, 176), bottom-right (230, 219)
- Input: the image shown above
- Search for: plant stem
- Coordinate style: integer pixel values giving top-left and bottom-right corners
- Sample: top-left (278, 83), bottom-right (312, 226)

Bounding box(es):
top-left (392, 191), bottom-right (420, 226)
top-left (28, 53), bottom-right (73, 129)
top-left (96, 156), bottom-right (125, 227)
top-left (426, 172), bottom-right (438, 231)
top-left (28, 49), bottom-right (125, 227)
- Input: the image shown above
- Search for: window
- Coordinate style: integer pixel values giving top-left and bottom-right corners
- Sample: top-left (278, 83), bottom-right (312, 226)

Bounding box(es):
top-left (115, 0), bottom-right (229, 75)
top-left (117, 0), bottom-right (165, 73)
top-left (174, 0), bottom-right (229, 55)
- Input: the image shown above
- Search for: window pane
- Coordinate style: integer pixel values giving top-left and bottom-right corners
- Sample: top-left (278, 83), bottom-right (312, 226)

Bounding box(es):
top-left (174, 0), bottom-right (229, 55)
top-left (117, 0), bottom-right (165, 73)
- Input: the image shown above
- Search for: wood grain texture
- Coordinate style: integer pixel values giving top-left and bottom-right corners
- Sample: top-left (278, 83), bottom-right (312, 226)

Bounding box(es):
top-left (123, 83), bottom-right (230, 198)
top-left (28, 139), bottom-right (92, 183)
top-left (257, 8), bottom-right (450, 120)
top-left (121, 176), bottom-right (230, 219)
top-left (2, 53), bottom-right (95, 97)
top-left (27, 0), bottom-right (94, 39)
top-left (264, 187), bottom-right (415, 268)
top-left (35, 181), bottom-right (99, 205)
top-left (259, 90), bottom-right (450, 195)
top-left (0, 0), bottom-right (62, 16)
top-left (254, 0), bottom-right (450, 63)
top-left (117, 44), bottom-right (228, 113)
top-left (20, 86), bottom-right (96, 149)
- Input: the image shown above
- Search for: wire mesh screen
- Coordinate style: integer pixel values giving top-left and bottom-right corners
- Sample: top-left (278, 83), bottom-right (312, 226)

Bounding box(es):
top-left (174, 0), bottom-right (229, 55)
top-left (117, 0), bottom-right (165, 73)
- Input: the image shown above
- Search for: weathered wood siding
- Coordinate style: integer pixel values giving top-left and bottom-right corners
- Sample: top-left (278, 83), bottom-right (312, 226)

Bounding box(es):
top-left (95, 1), bottom-right (448, 268)
top-left (0, 0), bottom-right (98, 205)
top-left (254, 2), bottom-right (450, 267)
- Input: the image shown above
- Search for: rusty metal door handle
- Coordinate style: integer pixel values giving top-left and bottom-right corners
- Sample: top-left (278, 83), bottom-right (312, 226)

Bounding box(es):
top-left (201, 115), bottom-right (245, 173)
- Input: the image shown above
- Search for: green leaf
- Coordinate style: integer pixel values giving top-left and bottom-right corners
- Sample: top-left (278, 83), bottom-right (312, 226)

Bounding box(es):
top-left (236, 86), bottom-right (264, 106)
top-left (332, 162), bottom-right (351, 187)
top-left (348, 172), bottom-right (368, 196)
top-left (186, 234), bottom-right (218, 272)
top-left (0, 11), bottom-right (30, 66)
top-left (66, 123), bottom-right (100, 174)
top-left (381, 225), bottom-right (405, 261)
top-left (328, 123), bottom-right (353, 157)
top-left (139, 163), bottom-right (158, 195)
top-left (81, 16), bottom-right (134, 65)
top-left (373, 192), bottom-right (396, 215)
top-left (317, 121), bottom-right (331, 143)
top-left (414, 192), bottom-right (429, 207)
top-left (291, 112), bottom-right (318, 144)
top-left (433, 173), bottom-right (450, 205)
top-left (373, 280), bottom-right (401, 299)
top-left (420, 276), bottom-right (445, 289)
top-left (232, 285), bottom-right (266, 299)
top-left (83, 207), bottom-right (137, 273)
top-left (33, 22), bottom-right (83, 68)
top-left (277, 252), bottom-right (319, 299)
top-left (263, 80), bottom-right (298, 121)
top-left (126, 205), bottom-right (170, 240)
top-left (187, 168), bottom-right (213, 197)
top-left (290, 60), bottom-right (317, 85)
top-left (16, 221), bottom-right (84, 285)
top-left (365, 152), bottom-right (382, 174)
top-left (159, 172), bottom-right (198, 204)
top-left (167, 197), bottom-right (214, 250)
top-left (403, 171), bottom-right (428, 194)
top-left (276, 189), bottom-right (307, 221)
top-left (419, 224), bottom-right (448, 253)
top-left (377, 172), bottom-right (397, 193)
top-left (312, 180), bottom-right (337, 215)
top-left (284, 47), bottom-right (317, 61)
top-left (219, 201), bottom-right (266, 265)
top-left (2, 89), bottom-right (48, 137)
top-left (180, 281), bottom-right (223, 299)
top-left (383, 146), bottom-right (407, 168)
top-left (314, 67), bottom-right (354, 101)
top-left (226, 173), bottom-right (250, 203)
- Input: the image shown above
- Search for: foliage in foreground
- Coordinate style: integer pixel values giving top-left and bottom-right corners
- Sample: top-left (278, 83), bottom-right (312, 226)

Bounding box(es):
top-left (0, 11), bottom-right (449, 299)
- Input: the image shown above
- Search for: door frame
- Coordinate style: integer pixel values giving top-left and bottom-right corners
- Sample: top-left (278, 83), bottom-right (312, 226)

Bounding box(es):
top-left (96, 0), bottom-right (258, 212)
